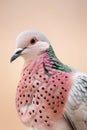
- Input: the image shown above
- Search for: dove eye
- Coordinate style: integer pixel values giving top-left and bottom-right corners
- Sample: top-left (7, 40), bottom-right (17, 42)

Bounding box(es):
top-left (30, 38), bottom-right (36, 45)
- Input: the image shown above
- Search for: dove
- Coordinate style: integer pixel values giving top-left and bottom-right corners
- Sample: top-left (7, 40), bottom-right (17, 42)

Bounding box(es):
top-left (10, 30), bottom-right (87, 130)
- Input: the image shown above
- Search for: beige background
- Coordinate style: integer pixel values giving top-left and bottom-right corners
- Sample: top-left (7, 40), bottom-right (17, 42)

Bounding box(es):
top-left (0, 0), bottom-right (87, 130)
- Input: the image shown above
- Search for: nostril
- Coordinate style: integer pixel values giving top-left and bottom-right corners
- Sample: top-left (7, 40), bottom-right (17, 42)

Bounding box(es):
top-left (15, 48), bottom-right (27, 55)
top-left (16, 50), bottom-right (23, 54)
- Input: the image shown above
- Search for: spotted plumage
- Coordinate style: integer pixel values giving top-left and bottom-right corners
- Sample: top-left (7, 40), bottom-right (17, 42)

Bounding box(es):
top-left (10, 30), bottom-right (87, 130)
top-left (16, 53), bottom-right (73, 128)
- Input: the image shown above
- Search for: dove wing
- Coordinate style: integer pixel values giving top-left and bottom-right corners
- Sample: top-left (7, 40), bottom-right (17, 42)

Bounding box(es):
top-left (65, 72), bottom-right (87, 130)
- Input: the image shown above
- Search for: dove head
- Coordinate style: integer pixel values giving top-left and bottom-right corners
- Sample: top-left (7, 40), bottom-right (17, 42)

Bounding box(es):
top-left (10, 30), bottom-right (50, 63)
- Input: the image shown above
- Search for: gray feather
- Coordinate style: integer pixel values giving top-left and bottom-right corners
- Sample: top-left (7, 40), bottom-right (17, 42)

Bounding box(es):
top-left (65, 71), bottom-right (87, 130)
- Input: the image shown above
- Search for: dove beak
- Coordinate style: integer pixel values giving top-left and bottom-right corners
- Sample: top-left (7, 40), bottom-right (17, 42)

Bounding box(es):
top-left (10, 48), bottom-right (24, 62)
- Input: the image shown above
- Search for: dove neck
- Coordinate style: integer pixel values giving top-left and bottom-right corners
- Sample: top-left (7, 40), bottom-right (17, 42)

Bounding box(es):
top-left (46, 45), bottom-right (72, 72)
top-left (23, 46), bottom-right (72, 73)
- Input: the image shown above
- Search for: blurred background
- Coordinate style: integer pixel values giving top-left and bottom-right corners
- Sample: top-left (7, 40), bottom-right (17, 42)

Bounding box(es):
top-left (0, 0), bottom-right (87, 130)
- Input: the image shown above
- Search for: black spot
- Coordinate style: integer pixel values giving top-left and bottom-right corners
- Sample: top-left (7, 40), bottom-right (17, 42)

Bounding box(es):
top-left (37, 90), bottom-right (39, 92)
top-left (32, 85), bottom-right (35, 88)
top-left (36, 101), bottom-right (39, 105)
top-left (40, 94), bottom-right (43, 97)
top-left (37, 82), bottom-right (39, 85)
top-left (60, 92), bottom-right (62, 94)
top-left (37, 96), bottom-right (40, 99)
top-left (29, 77), bottom-right (31, 79)
top-left (29, 72), bottom-right (31, 75)
top-left (54, 110), bottom-right (57, 113)
top-left (42, 87), bottom-right (45, 90)
top-left (52, 77), bottom-right (54, 79)
top-left (32, 110), bottom-right (35, 113)
top-left (50, 88), bottom-right (52, 91)
top-left (20, 94), bottom-right (21, 97)
top-left (25, 86), bottom-right (27, 88)
top-left (42, 106), bottom-right (45, 109)
top-left (65, 89), bottom-right (67, 92)
top-left (53, 84), bottom-right (56, 87)
top-left (45, 91), bottom-right (47, 93)
top-left (62, 87), bottom-right (64, 89)
top-left (52, 80), bottom-right (54, 83)
top-left (33, 95), bottom-right (35, 97)
top-left (48, 93), bottom-right (51, 96)
top-left (46, 81), bottom-right (48, 83)
top-left (52, 102), bottom-right (55, 104)
top-left (57, 96), bottom-right (59, 99)
top-left (24, 78), bottom-right (26, 81)
top-left (61, 101), bottom-right (64, 104)
top-left (20, 101), bottom-right (22, 104)
top-left (27, 94), bottom-right (30, 97)
top-left (36, 72), bottom-right (38, 75)
top-left (21, 112), bottom-right (23, 115)
top-left (61, 82), bottom-right (64, 84)
top-left (65, 76), bottom-right (68, 78)
top-left (46, 116), bottom-right (49, 119)
top-left (44, 96), bottom-right (46, 99)
top-left (48, 103), bottom-right (51, 105)
top-left (45, 120), bottom-right (48, 122)
top-left (52, 96), bottom-right (54, 99)
top-left (40, 116), bottom-right (42, 118)
top-left (29, 112), bottom-right (31, 115)
top-left (43, 78), bottom-right (46, 80)
top-left (26, 100), bottom-right (28, 103)
top-left (39, 75), bottom-right (42, 77)
top-left (19, 89), bottom-right (21, 92)
top-left (58, 78), bottom-right (60, 80)
top-left (46, 99), bottom-right (49, 102)
top-left (34, 119), bottom-right (37, 122)
top-left (39, 110), bottom-right (42, 113)
top-left (23, 94), bottom-right (25, 97)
